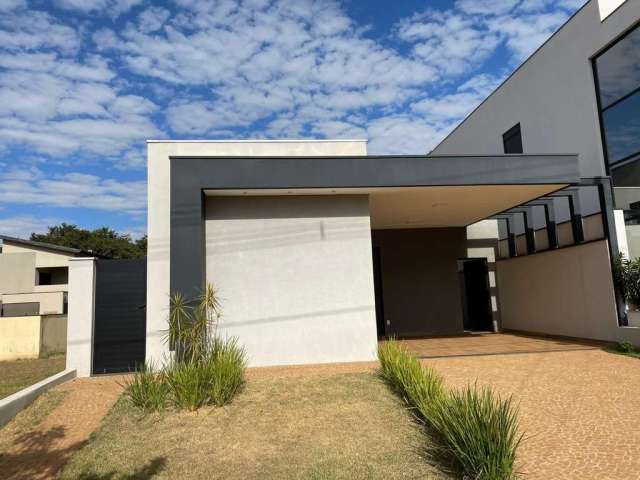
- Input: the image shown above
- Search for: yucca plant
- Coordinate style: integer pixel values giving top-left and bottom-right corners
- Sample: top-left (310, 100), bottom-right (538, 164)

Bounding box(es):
top-left (160, 283), bottom-right (246, 410)
top-left (122, 363), bottom-right (169, 413)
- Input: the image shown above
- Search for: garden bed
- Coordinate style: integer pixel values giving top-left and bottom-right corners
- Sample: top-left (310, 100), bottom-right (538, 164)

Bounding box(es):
top-left (59, 371), bottom-right (449, 479)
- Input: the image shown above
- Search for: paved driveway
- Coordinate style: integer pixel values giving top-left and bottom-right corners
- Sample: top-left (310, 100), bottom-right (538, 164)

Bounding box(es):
top-left (404, 335), bottom-right (640, 479)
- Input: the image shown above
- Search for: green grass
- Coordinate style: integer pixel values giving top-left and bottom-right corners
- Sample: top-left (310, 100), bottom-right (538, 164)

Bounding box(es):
top-left (605, 341), bottom-right (640, 359)
top-left (378, 340), bottom-right (522, 480)
top-left (60, 372), bottom-right (450, 480)
top-left (0, 355), bottom-right (65, 399)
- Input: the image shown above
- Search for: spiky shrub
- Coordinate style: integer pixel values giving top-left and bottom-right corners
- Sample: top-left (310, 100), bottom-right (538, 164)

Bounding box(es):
top-left (164, 337), bottom-right (246, 410)
top-left (161, 283), bottom-right (246, 410)
top-left (207, 336), bottom-right (246, 406)
top-left (378, 339), bottom-right (444, 409)
top-left (377, 340), bottom-right (523, 480)
top-left (430, 386), bottom-right (522, 480)
top-left (122, 363), bottom-right (169, 413)
top-left (164, 359), bottom-right (212, 410)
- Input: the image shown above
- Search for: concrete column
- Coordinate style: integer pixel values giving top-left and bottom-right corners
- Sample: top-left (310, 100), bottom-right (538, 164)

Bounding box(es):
top-left (66, 258), bottom-right (96, 377)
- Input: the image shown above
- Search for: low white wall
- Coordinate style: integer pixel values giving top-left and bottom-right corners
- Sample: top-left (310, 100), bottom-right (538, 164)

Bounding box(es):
top-left (0, 369), bottom-right (75, 428)
top-left (496, 240), bottom-right (620, 341)
top-left (204, 194), bottom-right (378, 367)
top-left (66, 258), bottom-right (95, 377)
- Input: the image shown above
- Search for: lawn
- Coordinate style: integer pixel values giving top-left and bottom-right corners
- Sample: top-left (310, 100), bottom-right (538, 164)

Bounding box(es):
top-left (0, 355), bottom-right (66, 399)
top-left (60, 371), bottom-right (450, 479)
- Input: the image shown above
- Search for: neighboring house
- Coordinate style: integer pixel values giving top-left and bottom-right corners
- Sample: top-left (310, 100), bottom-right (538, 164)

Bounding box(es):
top-left (432, 0), bottom-right (640, 335)
top-left (0, 235), bottom-right (86, 360)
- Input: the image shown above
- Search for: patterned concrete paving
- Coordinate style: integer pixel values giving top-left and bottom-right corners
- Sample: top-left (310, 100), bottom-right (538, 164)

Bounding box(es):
top-left (425, 346), bottom-right (640, 479)
top-left (399, 332), bottom-right (605, 358)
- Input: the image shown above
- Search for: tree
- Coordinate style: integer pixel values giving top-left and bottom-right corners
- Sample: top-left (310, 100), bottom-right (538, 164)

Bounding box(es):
top-left (30, 223), bottom-right (147, 259)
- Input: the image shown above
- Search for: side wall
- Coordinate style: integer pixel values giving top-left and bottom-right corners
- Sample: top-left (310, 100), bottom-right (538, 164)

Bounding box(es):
top-left (496, 240), bottom-right (619, 340)
top-left (372, 227), bottom-right (466, 337)
top-left (204, 194), bottom-right (378, 367)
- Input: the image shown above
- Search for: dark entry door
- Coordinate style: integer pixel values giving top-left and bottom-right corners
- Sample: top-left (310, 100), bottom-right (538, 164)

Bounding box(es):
top-left (93, 259), bottom-right (146, 374)
top-left (372, 247), bottom-right (386, 338)
top-left (459, 258), bottom-right (493, 332)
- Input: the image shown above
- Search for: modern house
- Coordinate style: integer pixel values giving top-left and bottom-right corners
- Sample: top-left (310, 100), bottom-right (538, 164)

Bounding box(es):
top-left (64, 0), bottom-right (640, 375)
top-left (0, 235), bottom-right (81, 360)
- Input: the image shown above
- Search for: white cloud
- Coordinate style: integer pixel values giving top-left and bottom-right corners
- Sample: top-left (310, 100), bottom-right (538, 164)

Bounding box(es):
top-left (0, 215), bottom-right (61, 239)
top-left (138, 6), bottom-right (171, 33)
top-left (0, 0), bottom-right (26, 12)
top-left (0, 0), bottom-right (584, 173)
top-left (456, 0), bottom-right (518, 16)
top-left (487, 11), bottom-right (569, 60)
top-left (54, 0), bottom-right (143, 16)
top-left (0, 10), bottom-right (79, 53)
top-left (0, 168), bottom-right (147, 214)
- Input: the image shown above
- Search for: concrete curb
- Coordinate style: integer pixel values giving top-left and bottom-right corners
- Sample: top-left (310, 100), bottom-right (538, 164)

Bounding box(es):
top-left (0, 368), bottom-right (76, 428)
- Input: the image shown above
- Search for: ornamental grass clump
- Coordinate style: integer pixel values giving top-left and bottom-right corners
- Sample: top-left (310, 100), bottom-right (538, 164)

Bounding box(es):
top-left (377, 339), bottom-right (523, 480)
top-left (429, 385), bottom-right (522, 480)
top-left (124, 282), bottom-right (246, 413)
top-left (122, 362), bottom-right (169, 413)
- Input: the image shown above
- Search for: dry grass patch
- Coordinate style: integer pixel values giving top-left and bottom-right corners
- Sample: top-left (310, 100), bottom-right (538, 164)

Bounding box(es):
top-left (0, 355), bottom-right (66, 399)
top-left (61, 371), bottom-right (449, 479)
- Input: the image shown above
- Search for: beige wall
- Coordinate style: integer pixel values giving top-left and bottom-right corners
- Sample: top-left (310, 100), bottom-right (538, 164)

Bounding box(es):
top-left (0, 252), bottom-right (35, 294)
top-left (583, 214), bottom-right (605, 242)
top-left (0, 316), bottom-right (41, 361)
top-left (204, 193), bottom-right (377, 367)
top-left (146, 140), bottom-right (368, 365)
top-left (372, 227), bottom-right (466, 337)
top-left (1, 291), bottom-right (65, 315)
top-left (496, 240), bottom-right (619, 341)
top-left (2, 243), bottom-right (75, 268)
top-left (40, 314), bottom-right (67, 356)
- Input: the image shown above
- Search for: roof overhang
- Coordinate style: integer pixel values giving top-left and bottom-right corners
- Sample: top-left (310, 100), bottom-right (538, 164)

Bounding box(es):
top-left (204, 184), bottom-right (565, 229)
top-left (169, 153), bottom-right (579, 295)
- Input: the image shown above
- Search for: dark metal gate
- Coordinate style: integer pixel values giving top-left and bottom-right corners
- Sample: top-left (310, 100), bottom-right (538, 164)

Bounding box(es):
top-left (93, 258), bottom-right (146, 374)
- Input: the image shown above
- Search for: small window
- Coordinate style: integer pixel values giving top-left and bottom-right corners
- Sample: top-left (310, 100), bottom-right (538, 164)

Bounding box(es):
top-left (502, 123), bottom-right (523, 154)
top-left (36, 267), bottom-right (68, 286)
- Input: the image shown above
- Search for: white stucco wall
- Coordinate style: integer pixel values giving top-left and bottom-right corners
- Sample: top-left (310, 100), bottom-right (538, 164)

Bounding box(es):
top-left (432, 0), bottom-right (640, 180)
top-left (66, 258), bottom-right (95, 377)
top-left (205, 194), bottom-right (378, 366)
top-left (146, 140), bottom-right (368, 365)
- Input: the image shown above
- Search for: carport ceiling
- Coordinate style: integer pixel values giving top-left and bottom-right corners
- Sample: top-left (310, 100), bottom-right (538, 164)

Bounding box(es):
top-left (205, 184), bottom-right (564, 229)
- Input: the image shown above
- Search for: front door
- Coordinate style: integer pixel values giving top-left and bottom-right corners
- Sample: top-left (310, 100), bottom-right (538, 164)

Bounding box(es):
top-left (459, 258), bottom-right (493, 332)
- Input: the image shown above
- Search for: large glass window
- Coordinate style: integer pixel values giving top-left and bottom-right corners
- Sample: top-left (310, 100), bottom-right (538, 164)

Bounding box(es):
top-left (594, 24), bottom-right (640, 173)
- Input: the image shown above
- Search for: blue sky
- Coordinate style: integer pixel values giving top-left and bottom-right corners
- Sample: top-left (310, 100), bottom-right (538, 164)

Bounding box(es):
top-left (0, 0), bottom-right (585, 239)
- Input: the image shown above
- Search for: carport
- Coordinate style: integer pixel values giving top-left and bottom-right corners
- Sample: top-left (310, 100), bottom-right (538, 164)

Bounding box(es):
top-left (161, 151), bottom-right (622, 367)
